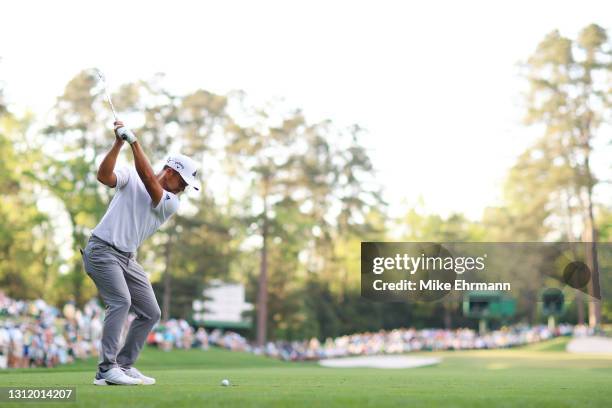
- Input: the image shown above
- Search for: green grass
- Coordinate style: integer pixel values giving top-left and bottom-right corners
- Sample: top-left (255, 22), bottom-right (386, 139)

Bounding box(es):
top-left (517, 335), bottom-right (571, 352)
top-left (1, 341), bottom-right (611, 408)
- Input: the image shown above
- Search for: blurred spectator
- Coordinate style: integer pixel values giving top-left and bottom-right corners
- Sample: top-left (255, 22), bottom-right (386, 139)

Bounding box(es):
top-left (0, 292), bottom-right (103, 368)
top-left (0, 290), bottom-right (594, 368)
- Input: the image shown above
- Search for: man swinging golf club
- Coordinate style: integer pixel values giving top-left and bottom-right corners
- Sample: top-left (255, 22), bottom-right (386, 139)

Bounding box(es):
top-left (82, 121), bottom-right (200, 385)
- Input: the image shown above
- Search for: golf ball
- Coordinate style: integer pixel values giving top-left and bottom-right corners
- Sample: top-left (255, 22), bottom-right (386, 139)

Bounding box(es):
top-left (221, 379), bottom-right (230, 387)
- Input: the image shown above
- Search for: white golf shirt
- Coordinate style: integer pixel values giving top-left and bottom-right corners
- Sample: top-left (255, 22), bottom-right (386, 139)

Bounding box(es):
top-left (92, 166), bottom-right (180, 252)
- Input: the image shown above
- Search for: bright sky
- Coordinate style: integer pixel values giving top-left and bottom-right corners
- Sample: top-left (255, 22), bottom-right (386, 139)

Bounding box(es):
top-left (2, 0), bottom-right (611, 220)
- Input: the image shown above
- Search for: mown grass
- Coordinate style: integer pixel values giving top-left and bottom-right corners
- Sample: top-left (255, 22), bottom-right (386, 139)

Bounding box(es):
top-left (1, 340), bottom-right (611, 408)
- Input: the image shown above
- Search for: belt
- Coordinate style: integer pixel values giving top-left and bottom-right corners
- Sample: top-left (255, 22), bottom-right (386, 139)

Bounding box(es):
top-left (90, 235), bottom-right (134, 258)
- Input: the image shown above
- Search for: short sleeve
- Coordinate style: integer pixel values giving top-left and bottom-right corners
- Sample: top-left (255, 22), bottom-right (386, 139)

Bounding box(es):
top-left (152, 190), bottom-right (180, 220)
top-left (113, 166), bottom-right (132, 189)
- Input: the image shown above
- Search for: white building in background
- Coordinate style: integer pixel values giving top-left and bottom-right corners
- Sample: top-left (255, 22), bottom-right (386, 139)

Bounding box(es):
top-left (192, 280), bottom-right (253, 329)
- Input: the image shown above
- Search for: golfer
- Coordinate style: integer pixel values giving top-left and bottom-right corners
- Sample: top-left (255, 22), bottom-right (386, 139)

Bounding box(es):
top-left (82, 121), bottom-right (200, 385)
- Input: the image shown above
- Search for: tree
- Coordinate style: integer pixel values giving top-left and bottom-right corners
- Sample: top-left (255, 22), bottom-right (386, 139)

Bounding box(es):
top-left (0, 105), bottom-right (61, 301)
top-left (522, 24), bottom-right (612, 326)
top-left (158, 88), bottom-right (231, 320)
top-left (224, 95), bottom-right (384, 343)
top-left (225, 102), bottom-right (306, 346)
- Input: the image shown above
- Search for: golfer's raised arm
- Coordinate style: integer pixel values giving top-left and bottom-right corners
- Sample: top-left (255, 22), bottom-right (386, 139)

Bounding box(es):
top-left (130, 141), bottom-right (163, 206)
top-left (97, 139), bottom-right (123, 187)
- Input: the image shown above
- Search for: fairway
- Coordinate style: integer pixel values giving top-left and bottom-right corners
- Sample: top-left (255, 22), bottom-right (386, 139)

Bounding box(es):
top-left (2, 338), bottom-right (612, 408)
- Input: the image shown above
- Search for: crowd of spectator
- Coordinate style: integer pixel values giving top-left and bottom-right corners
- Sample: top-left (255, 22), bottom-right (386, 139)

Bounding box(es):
top-left (249, 324), bottom-right (577, 361)
top-left (0, 292), bottom-right (103, 369)
top-left (140, 320), bottom-right (582, 361)
top-left (0, 292), bottom-right (594, 368)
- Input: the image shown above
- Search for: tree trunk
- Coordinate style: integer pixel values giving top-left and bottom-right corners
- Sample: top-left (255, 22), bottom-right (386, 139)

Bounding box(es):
top-left (563, 193), bottom-right (585, 325)
top-left (578, 79), bottom-right (601, 328)
top-left (162, 231), bottom-right (173, 322)
top-left (582, 144), bottom-right (601, 328)
top-left (73, 230), bottom-right (86, 307)
top-left (576, 291), bottom-right (585, 325)
top-left (256, 174), bottom-right (270, 347)
top-left (443, 304), bottom-right (452, 330)
top-left (584, 206), bottom-right (601, 328)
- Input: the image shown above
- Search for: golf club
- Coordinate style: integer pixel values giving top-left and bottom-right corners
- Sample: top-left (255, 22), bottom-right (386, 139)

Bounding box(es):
top-left (95, 69), bottom-right (119, 122)
top-left (95, 68), bottom-right (136, 143)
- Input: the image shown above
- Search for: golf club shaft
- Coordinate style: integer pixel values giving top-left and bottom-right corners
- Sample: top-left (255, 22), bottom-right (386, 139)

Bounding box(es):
top-left (104, 90), bottom-right (119, 122)
top-left (96, 70), bottom-right (135, 142)
top-left (96, 70), bottom-right (119, 121)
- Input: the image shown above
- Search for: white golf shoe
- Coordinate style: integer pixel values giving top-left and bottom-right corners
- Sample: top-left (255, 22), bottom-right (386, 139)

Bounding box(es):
top-left (122, 367), bottom-right (156, 385)
top-left (93, 367), bottom-right (143, 385)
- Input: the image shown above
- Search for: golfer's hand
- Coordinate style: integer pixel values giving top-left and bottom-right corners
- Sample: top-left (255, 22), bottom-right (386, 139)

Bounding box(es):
top-left (113, 121), bottom-right (125, 141)
top-left (113, 120), bottom-right (125, 142)
top-left (113, 121), bottom-right (137, 144)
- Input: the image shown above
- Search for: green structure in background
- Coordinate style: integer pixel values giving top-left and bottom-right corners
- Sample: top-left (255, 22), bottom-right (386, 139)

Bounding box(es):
top-left (463, 291), bottom-right (516, 333)
top-left (540, 288), bottom-right (565, 330)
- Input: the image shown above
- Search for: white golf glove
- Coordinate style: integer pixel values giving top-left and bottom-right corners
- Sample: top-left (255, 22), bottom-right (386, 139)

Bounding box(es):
top-left (116, 126), bottom-right (137, 144)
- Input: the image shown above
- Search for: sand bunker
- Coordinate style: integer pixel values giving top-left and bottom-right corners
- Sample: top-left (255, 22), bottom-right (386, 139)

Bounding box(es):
top-left (567, 336), bottom-right (612, 353)
top-left (319, 355), bottom-right (441, 369)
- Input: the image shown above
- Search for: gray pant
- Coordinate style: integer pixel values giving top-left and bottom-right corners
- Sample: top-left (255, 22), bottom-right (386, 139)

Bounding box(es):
top-left (82, 235), bottom-right (161, 372)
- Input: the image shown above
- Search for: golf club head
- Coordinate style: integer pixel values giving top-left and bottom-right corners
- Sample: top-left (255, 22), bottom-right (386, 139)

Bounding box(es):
top-left (94, 68), bottom-right (107, 86)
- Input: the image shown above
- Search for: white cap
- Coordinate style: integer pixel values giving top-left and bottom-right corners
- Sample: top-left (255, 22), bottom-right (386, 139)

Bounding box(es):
top-left (165, 154), bottom-right (201, 191)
